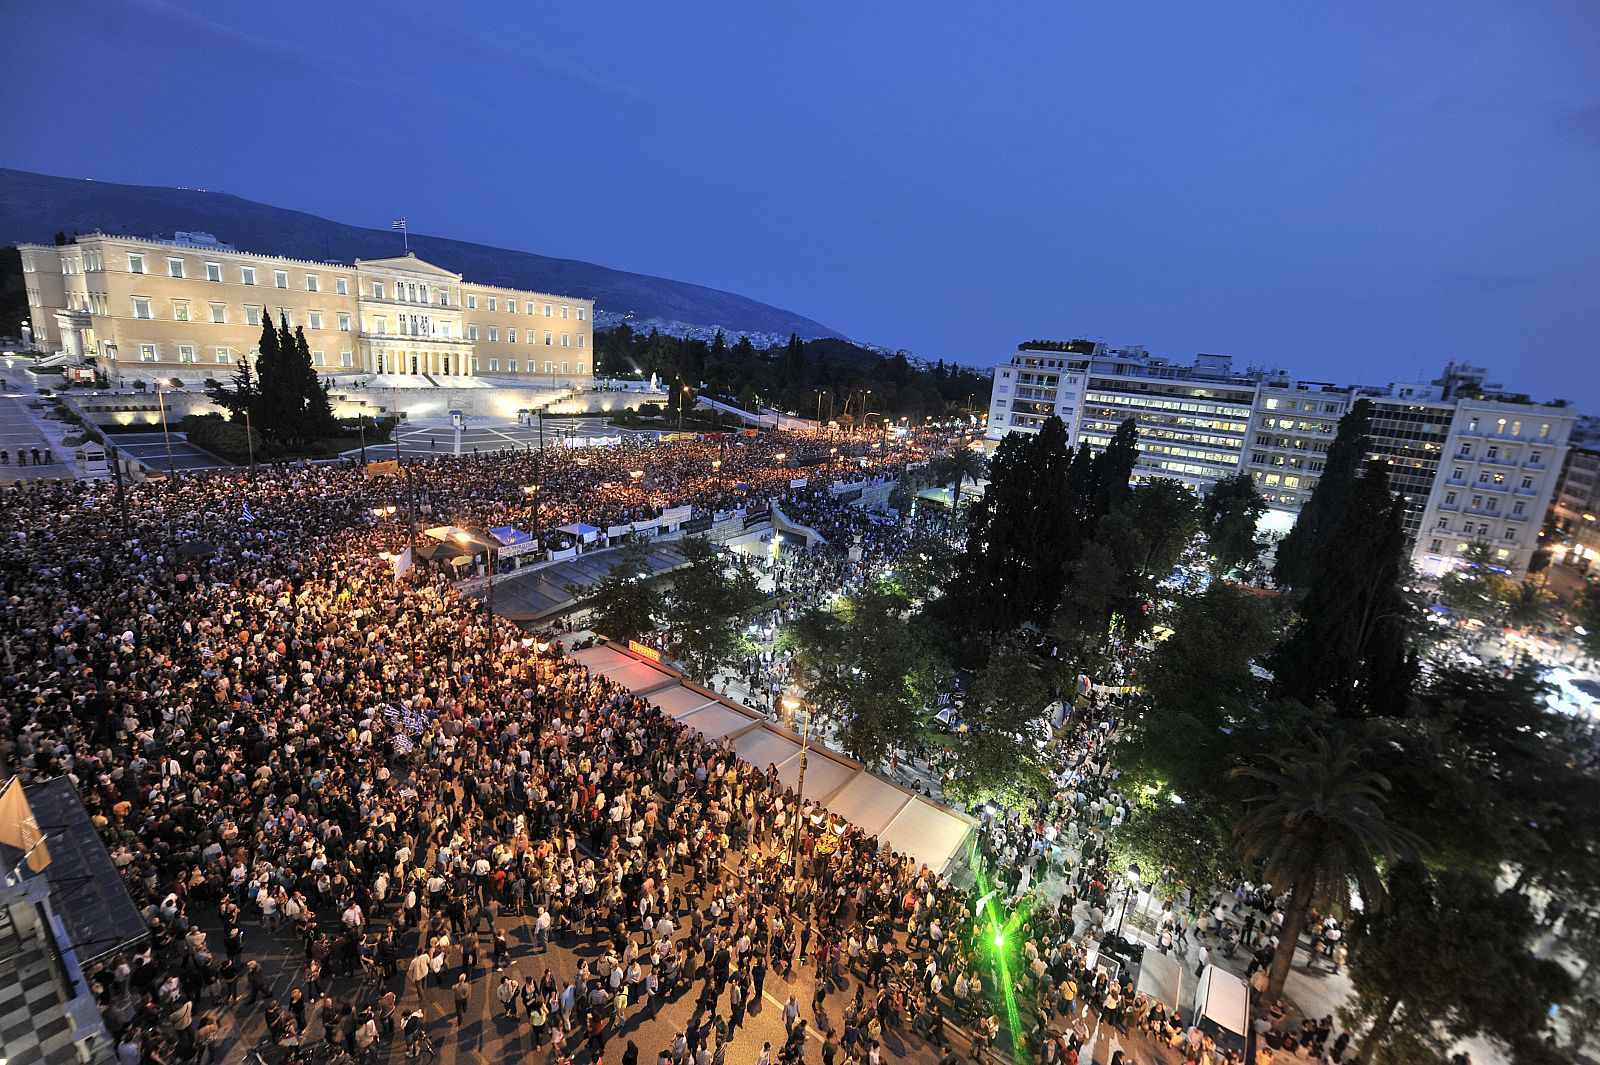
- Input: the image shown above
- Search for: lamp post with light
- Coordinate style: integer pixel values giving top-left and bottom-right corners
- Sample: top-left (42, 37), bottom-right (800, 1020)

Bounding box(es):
top-left (782, 692), bottom-right (811, 879)
top-left (1115, 863), bottom-right (1142, 938)
top-left (452, 530), bottom-right (499, 680)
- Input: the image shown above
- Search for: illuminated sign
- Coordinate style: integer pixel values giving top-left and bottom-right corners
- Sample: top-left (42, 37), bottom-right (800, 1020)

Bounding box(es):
top-left (628, 640), bottom-right (662, 662)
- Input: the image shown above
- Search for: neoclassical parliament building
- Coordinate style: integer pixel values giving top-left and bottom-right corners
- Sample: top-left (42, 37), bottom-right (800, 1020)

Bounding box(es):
top-left (18, 232), bottom-right (595, 388)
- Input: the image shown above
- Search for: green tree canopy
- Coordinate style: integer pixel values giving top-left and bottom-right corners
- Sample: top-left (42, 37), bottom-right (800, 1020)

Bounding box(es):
top-left (573, 539), bottom-right (665, 645)
top-left (665, 536), bottom-right (763, 677)
top-left (939, 645), bottom-right (1052, 806)
top-left (781, 581), bottom-right (936, 768)
top-left (1342, 861), bottom-right (1572, 1065)
top-left (1202, 473), bottom-right (1268, 577)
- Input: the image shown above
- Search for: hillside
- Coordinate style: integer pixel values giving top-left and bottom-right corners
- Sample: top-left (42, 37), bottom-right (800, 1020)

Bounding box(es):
top-left (0, 167), bottom-right (842, 343)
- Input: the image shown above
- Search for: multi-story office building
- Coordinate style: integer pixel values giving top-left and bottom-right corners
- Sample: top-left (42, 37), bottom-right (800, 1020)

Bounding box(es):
top-left (18, 233), bottom-right (595, 388)
top-left (1363, 397), bottom-right (1458, 546)
top-left (987, 343), bottom-right (1577, 579)
top-left (990, 344), bottom-right (1340, 506)
top-left (1551, 446), bottom-right (1600, 568)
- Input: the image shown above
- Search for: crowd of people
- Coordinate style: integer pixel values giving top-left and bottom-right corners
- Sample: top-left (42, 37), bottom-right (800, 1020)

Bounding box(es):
top-left (0, 424), bottom-right (1363, 1065)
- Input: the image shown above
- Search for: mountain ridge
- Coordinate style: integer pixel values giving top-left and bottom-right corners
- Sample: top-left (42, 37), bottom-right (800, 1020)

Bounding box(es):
top-left (0, 167), bottom-right (843, 344)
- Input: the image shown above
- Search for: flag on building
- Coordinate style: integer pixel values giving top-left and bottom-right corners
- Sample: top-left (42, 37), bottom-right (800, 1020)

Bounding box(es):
top-left (0, 778), bottom-right (51, 874)
top-left (391, 219), bottom-right (407, 231)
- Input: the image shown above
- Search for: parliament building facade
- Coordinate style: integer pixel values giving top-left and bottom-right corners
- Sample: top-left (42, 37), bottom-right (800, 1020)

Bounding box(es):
top-left (19, 232), bottom-right (595, 388)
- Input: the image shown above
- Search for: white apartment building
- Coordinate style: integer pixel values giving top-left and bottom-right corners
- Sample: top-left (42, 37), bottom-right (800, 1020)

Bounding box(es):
top-left (1414, 399), bottom-right (1573, 578)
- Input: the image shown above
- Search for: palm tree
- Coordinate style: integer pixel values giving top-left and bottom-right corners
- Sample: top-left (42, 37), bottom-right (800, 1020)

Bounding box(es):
top-left (1232, 733), bottom-right (1411, 1004)
top-left (934, 446), bottom-right (985, 513)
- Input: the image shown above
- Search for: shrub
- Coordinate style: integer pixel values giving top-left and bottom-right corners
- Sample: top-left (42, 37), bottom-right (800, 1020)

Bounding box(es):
top-left (185, 416), bottom-right (261, 464)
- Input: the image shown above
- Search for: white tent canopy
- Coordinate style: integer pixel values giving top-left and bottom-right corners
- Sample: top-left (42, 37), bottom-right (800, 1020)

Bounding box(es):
top-left (568, 643), bottom-right (976, 874)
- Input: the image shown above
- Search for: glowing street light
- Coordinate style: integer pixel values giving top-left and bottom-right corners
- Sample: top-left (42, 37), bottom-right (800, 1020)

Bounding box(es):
top-left (452, 530), bottom-right (500, 679)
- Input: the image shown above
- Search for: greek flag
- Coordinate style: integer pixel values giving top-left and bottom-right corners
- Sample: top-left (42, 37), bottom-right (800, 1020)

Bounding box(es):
top-left (394, 734), bottom-right (415, 754)
top-left (240, 504), bottom-right (256, 524)
top-left (390, 219), bottom-right (407, 231)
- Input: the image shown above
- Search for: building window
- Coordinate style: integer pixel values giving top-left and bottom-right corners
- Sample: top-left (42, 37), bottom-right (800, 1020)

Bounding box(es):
top-left (467, 325), bottom-right (479, 340)
top-left (178, 345), bottom-right (197, 364)
top-left (372, 282), bottom-right (385, 299)
top-left (338, 313), bottom-right (352, 332)
top-left (576, 362), bottom-right (586, 374)
top-left (561, 334), bottom-right (570, 347)
top-left (1437, 517), bottom-right (1450, 530)
top-left (526, 301), bottom-right (535, 314)
top-left (560, 305), bottom-right (569, 319)
top-left (172, 300), bottom-right (190, 322)
top-left (245, 305), bottom-right (262, 326)
top-left (1431, 539), bottom-right (1443, 552)
top-left (1521, 476), bottom-right (1533, 490)
top-left (544, 331), bottom-right (552, 345)
top-left (471, 357), bottom-right (480, 374)
top-left (1512, 501), bottom-right (1525, 516)
top-left (241, 266), bottom-right (256, 285)
top-left (271, 270), bottom-right (287, 289)
top-left (577, 334), bottom-right (585, 348)
top-left (544, 360), bottom-right (554, 373)
top-left (467, 295), bottom-right (478, 309)
top-left (1445, 491), bottom-right (1457, 504)
top-left (489, 359), bottom-right (500, 372)
top-left (132, 297), bottom-right (153, 319)
top-left (168, 257), bottom-right (185, 278)
top-left (577, 307), bottom-right (586, 321)
top-left (278, 310), bottom-right (292, 328)
top-left (209, 302), bottom-right (227, 324)
top-left (488, 297), bottom-right (498, 311)
top-left (507, 329), bottom-right (517, 343)
top-left (215, 347), bottom-right (233, 364)
top-left (139, 344), bottom-right (158, 362)
top-left (306, 274), bottom-right (319, 292)
top-left (1531, 451), bottom-right (1544, 466)
top-left (336, 277), bottom-right (349, 296)
top-left (312, 350), bottom-right (325, 366)
top-left (506, 301), bottom-right (516, 315)
top-left (309, 311), bottom-right (323, 330)
top-left (340, 350), bottom-right (353, 367)
top-left (372, 316), bottom-right (386, 334)
top-left (1503, 528), bottom-right (1516, 541)
top-left (128, 254), bottom-right (146, 274)
top-left (543, 303), bottom-right (552, 316)
top-left (488, 327), bottom-right (499, 342)
top-left (508, 360), bottom-right (518, 373)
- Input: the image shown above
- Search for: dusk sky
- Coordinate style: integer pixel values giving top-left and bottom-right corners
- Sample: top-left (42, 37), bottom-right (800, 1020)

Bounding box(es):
top-left (5, 1), bottom-right (1599, 405)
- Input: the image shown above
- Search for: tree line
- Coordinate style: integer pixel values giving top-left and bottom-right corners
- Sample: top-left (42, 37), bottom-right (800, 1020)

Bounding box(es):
top-left (595, 324), bottom-right (992, 422)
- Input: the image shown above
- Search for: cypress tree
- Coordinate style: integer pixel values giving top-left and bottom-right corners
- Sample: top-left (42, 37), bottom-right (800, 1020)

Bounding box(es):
top-left (1269, 458), bottom-right (1415, 715)
top-left (252, 315), bottom-right (293, 441)
top-left (1092, 418), bottom-right (1139, 521)
top-left (1275, 398), bottom-right (1374, 591)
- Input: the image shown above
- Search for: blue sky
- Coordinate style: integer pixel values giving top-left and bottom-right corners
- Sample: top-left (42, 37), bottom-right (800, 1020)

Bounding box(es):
top-left (4, 1), bottom-right (1598, 405)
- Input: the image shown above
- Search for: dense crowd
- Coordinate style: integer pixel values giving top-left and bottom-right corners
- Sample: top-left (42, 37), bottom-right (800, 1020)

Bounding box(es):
top-left (0, 426), bottom-right (1361, 1065)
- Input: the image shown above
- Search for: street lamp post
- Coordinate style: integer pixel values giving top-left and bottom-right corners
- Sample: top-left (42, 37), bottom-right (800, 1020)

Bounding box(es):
top-left (783, 693), bottom-right (811, 879)
top-left (453, 531), bottom-right (498, 681)
top-left (1115, 863), bottom-right (1142, 938)
top-left (524, 484), bottom-right (542, 538)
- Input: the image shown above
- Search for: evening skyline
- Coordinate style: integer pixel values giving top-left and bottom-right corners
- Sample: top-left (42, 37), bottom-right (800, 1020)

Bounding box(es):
top-left (4, 0), bottom-right (1598, 405)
